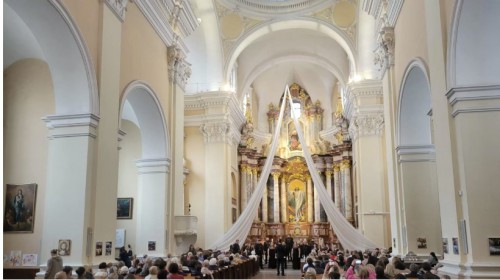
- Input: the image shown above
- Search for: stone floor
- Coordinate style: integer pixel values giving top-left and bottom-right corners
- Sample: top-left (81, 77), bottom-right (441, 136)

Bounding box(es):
top-left (251, 264), bottom-right (304, 279)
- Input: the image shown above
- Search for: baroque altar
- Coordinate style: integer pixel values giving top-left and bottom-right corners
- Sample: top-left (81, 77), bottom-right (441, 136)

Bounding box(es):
top-left (238, 83), bottom-right (355, 244)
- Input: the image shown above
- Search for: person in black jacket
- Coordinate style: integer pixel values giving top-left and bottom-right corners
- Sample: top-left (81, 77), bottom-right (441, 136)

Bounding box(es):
top-left (231, 239), bottom-right (240, 254)
top-left (119, 246), bottom-right (132, 268)
top-left (254, 239), bottom-right (264, 269)
top-left (276, 240), bottom-right (287, 276)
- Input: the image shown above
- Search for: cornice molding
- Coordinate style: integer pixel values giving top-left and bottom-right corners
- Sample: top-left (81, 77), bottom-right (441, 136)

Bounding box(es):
top-left (134, 0), bottom-right (198, 53)
top-left (344, 80), bottom-right (384, 121)
top-left (396, 145), bottom-right (436, 163)
top-left (43, 113), bottom-right (100, 139)
top-left (446, 84), bottom-right (500, 117)
top-left (185, 91), bottom-right (245, 146)
top-left (135, 158), bottom-right (171, 174)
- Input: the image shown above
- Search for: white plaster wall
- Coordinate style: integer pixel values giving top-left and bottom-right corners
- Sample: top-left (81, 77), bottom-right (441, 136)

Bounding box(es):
top-left (454, 111), bottom-right (500, 263)
top-left (184, 127), bottom-right (206, 248)
top-left (400, 161), bottom-right (441, 255)
top-left (117, 120), bottom-right (142, 256)
top-left (3, 59), bottom-right (55, 265)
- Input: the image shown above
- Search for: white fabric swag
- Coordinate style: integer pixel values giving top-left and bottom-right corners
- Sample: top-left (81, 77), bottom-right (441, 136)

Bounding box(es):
top-left (210, 85), bottom-right (380, 251)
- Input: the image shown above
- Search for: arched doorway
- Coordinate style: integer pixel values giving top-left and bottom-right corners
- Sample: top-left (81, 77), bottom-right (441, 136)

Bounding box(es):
top-left (396, 59), bottom-right (441, 255)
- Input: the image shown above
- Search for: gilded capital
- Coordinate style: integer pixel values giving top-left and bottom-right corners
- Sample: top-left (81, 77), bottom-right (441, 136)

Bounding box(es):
top-left (272, 172), bottom-right (281, 180)
top-left (333, 164), bottom-right (341, 172)
top-left (341, 159), bottom-right (351, 170)
top-left (325, 170), bottom-right (333, 177)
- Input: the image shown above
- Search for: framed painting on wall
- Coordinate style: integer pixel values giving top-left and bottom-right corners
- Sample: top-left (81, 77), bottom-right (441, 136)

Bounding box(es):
top-left (3, 183), bottom-right (37, 233)
top-left (58, 239), bottom-right (71, 256)
top-left (489, 238), bottom-right (500, 256)
top-left (117, 198), bottom-right (133, 219)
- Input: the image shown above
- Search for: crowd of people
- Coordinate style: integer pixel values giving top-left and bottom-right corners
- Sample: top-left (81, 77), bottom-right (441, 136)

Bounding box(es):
top-left (43, 238), bottom-right (446, 279)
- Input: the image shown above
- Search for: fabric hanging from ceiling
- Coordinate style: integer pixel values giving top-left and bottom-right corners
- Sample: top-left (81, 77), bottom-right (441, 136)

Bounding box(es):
top-left (210, 85), bottom-right (380, 252)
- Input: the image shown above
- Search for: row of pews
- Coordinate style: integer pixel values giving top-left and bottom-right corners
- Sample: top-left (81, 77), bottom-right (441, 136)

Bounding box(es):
top-left (210, 259), bottom-right (260, 279)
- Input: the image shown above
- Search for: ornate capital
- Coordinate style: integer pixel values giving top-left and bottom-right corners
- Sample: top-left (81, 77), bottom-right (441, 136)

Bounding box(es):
top-left (325, 170), bottom-right (333, 177)
top-left (374, 26), bottom-right (395, 76)
top-left (349, 113), bottom-right (385, 141)
top-left (340, 159), bottom-right (351, 170)
top-left (272, 172), bottom-right (281, 180)
top-left (168, 44), bottom-right (191, 90)
top-left (251, 167), bottom-right (259, 176)
top-left (333, 163), bottom-right (341, 173)
top-left (199, 122), bottom-right (230, 143)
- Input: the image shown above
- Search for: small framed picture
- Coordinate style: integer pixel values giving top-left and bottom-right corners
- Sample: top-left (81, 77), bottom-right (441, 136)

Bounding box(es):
top-left (489, 238), bottom-right (500, 256)
top-left (148, 241), bottom-right (156, 251)
top-left (417, 237), bottom-right (427, 249)
top-left (96, 242), bottom-right (103, 256)
top-left (58, 240), bottom-right (71, 256)
top-left (105, 242), bottom-right (112, 256)
top-left (442, 238), bottom-right (449, 254)
top-left (452, 237), bottom-right (459, 255)
top-left (22, 254), bottom-right (37, 266)
top-left (117, 198), bottom-right (133, 219)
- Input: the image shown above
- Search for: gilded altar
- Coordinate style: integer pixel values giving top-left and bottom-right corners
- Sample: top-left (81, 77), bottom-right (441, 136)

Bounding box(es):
top-left (239, 83), bottom-right (354, 244)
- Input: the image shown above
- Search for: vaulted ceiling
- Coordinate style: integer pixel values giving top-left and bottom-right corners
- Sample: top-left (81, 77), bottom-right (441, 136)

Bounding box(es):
top-left (185, 0), bottom-right (360, 129)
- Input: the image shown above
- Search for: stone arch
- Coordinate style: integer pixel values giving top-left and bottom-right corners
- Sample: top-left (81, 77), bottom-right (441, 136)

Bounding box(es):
top-left (397, 59), bottom-right (432, 146)
top-left (4, 0), bottom-right (98, 115)
top-left (238, 53), bottom-right (348, 102)
top-left (120, 81), bottom-right (170, 159)
top-left (225, 18), bottom-right (357, 83)
top-left (448, 0), bottom-right (500, 88)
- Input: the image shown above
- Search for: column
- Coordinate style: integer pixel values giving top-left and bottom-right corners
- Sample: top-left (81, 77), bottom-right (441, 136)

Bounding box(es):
top-left (262, 179), bottom-right (268, 223)
top-left (341, 160), bottom-right (353, 222)
top-left (272, 172), bottom-right (280, 223)
top-left (325, 170), bottom-right (333, 200)
top-left (252, 167), bottom-right (260, 222)
top-left (40, 114), bottom-right (98, 266)
top-left (281, 175), bottom-right (287, 223)
top-left (307, 175), bottom-right (313, 223)
top-left (333, 164), bottom-right (341, 210)
top-left (240, 165), bottom-right (248, 211)
top-left (314, 174), bottom-right (321, 222)
top-left (135, 158), bottom-right (170, 256)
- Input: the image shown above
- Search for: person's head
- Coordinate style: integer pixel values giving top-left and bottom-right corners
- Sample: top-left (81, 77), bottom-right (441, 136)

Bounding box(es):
top-left (307, 257), bottom-right (313, 265)
top-left (209, 257), bottom-right (217, 266)
top-left (63, 266), bottom-right (73, 277)
top-left (375, 265), bottom-right (385, 276)
top-left (149, 266), bottom-right (158, 275)
top-left (422, 262), bottom-right (432, 272)
top-left (409, 263), bottom-right (420, 274)
top-left (394, 259), bottom-right (406, 270)
top-left (76, 266), bottom-right (85, 277)
top-left (55, 271), bottom-right (67, 279)
top-left (357, 267), bottom-right (370, 279)
top-left (304, 267), bottom-right (316, 279)
top-left (168, 262), bottom-right (179, 274)
top-left (430, 252), bottom-right (437, 259)
top-left (99, 262), bottom-right (107, 269)
top-left (17, 189), bottom-right (23, 195)
top-left (329, 271), bottom-right (341, 279)
top-left (119, 266), bottom-right (129, 276)
top-left (50, 249), bottom-right (58, 256)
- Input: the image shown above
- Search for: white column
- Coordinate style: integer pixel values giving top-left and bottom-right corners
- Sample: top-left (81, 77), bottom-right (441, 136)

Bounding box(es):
top-left (272, 172), bottom-right (280, 223)
top-left (314, 174), bottom-right (321, 222)
top-left (307, 176), bottom-right (313, 223)
top-left (326, 170), bottom-right (333, 200)
top-left (40, 114), bottom-right (98, 266)
top-left (281, 175), bottom-right (287, 223)
top-left (135, 158), bottom-right (170, 257)
top-left (333, 164), bottom-right (341, 210)
top-left (252, 167), bottom-right (260, 222)
top-left (342, 160), bottom-right (353, 222)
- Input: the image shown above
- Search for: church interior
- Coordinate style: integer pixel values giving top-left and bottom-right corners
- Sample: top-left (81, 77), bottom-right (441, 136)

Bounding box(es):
top-left (3, 0), bottom-right (500, 278)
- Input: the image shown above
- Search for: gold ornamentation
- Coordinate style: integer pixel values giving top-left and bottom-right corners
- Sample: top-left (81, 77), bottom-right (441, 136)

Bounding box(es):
top-left (272, 172), bottom-right (281, 180)
top-left (325, 170), bottom-right (333, 177)
top-left (334, 98), bottom-right (344, 119)
top-left (341, 159), bottom-right (351, 170)
top-left (333, 164), bottom-right (340, 172)
top-left (335, 132), bottom-right (343, 143)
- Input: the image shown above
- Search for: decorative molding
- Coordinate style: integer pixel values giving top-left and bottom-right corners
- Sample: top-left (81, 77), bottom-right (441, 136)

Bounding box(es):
top-left (344, 80), bottom-right (384, 121)
top-left (103, 0), bottom-right (128, 22)
top-left (348, 112), bottom-right (384, 141)
top-left (134, 0), bottom-right (198, 53)
top-left (43, 113), bottom-right (100, 139)
top-left (135, 158), bottom-right (171, 174)
top-left (168, 44), bottom-right (192, 90)
top-left (364, 0), bottom-right (402, 78)
top-left (446, 85), bottom-right (500, 117)
top-left (117, 129), bottom-right (127, 150)
top-left (396, 145), bottom-right (436, 163)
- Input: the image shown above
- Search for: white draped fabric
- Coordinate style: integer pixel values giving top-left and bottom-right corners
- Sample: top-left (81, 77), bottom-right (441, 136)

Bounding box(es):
top-left (210, 85), bottom-right (380, 251)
